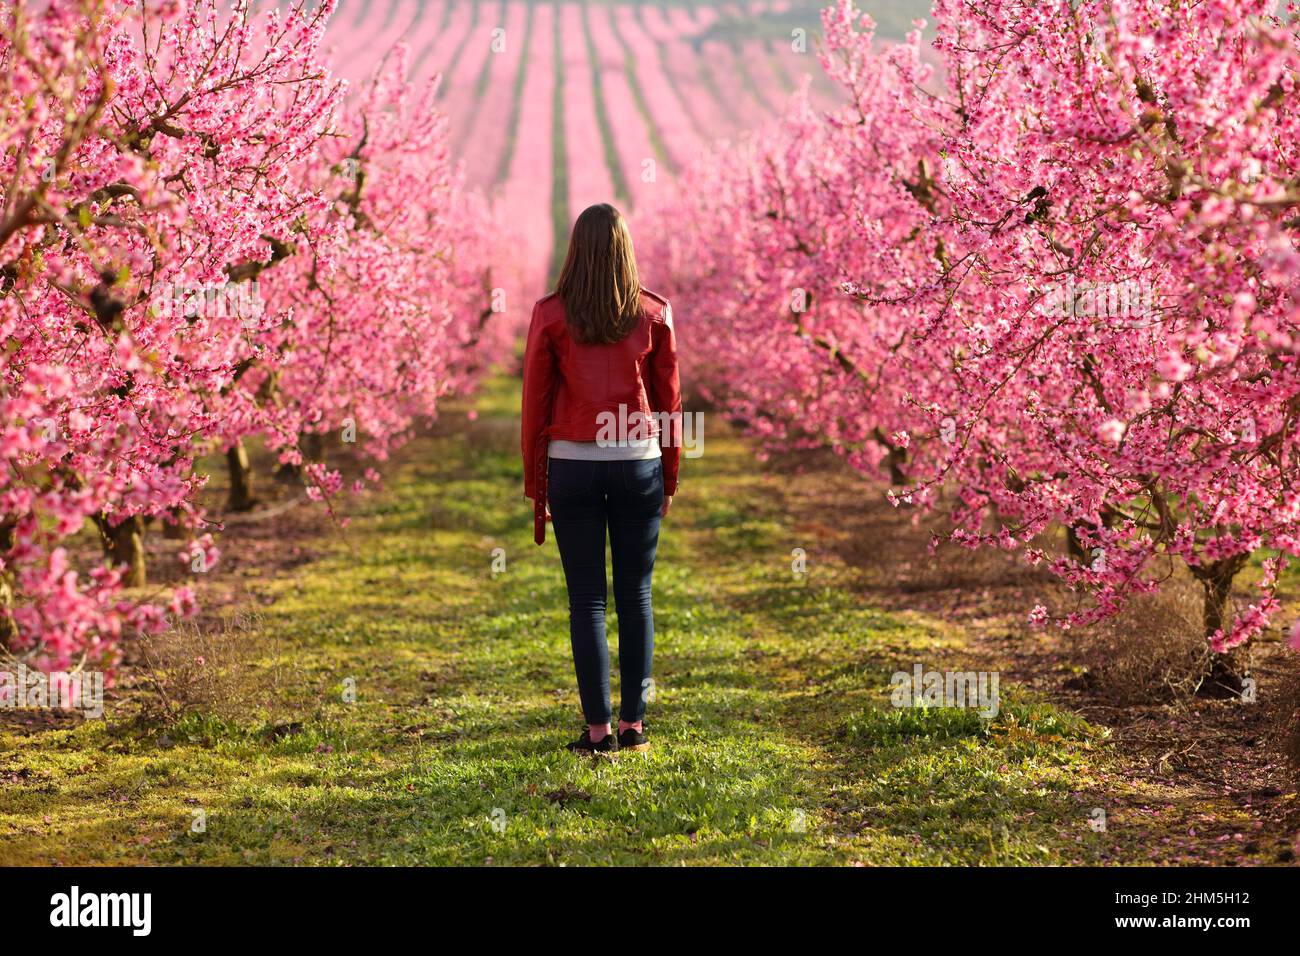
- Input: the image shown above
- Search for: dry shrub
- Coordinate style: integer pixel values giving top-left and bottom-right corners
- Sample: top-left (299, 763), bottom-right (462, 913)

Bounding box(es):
top-left (133, 612), bottom-right (291, 726)
top-left (1074, 578), bottom-right (1214, 705)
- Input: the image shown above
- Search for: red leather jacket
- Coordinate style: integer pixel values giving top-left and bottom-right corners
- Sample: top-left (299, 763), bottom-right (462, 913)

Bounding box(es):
top-left (521, 289), bottom-right (682, 544)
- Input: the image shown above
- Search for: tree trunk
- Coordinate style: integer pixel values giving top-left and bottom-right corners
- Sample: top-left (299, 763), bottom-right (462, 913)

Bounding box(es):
top-left (273, 460), bottom-right (301, 484)
top-left (1065, 525), bottom-right (1086, 562)
top-left (161, 506), bottom-right (187, 540)
top-left (301, 431), bottom-right (324, 462)
top-left (99, 514), bottom-right (146, 587)
top-left (886, 446), bottom-right (907, 487)
top-left (277, 431), bottom-right (324, 483)
top-left (1193, 554), bottom-right (1250, 698)
top-left (1066, 508), bottom-right (1118, 563)
top-left (868, 429), bottom-right (908, 486)
top-left (1203, 648), bottom-right (1248, 698)
top-left (0, 520), bottom-right (15, 650)
top-left (226, 440), bottom-right (257, 512)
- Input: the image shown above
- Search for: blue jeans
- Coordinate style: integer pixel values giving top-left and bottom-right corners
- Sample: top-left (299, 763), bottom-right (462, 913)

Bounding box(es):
top-left (547, 456), bottom-right (663, 724)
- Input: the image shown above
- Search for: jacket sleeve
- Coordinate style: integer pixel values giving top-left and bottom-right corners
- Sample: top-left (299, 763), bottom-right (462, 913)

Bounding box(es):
top-left (521, 302), bottom-right (557, 500)
top-left (647, 305), bottom-right (683, 495)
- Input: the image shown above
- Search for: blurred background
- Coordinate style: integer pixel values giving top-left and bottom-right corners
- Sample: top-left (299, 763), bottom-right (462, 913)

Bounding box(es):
top-left (304, 0), bottom-right (932, 291)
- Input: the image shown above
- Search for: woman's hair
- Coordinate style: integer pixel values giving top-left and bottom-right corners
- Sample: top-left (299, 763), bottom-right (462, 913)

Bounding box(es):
top-left (556, 203), bottom-right (642, 345)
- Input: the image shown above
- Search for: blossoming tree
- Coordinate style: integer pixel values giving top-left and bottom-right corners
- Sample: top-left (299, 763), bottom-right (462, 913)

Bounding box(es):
top-left (644, 0), bottom-right (1300, 690)
top-left (1, 0), bottom-right (511, 677)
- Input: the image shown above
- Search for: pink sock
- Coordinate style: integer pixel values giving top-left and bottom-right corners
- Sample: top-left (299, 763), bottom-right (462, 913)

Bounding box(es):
top-left (588, 723), bottom-right (612, 742)
top-left (618, 719), bottom-right (643, 734)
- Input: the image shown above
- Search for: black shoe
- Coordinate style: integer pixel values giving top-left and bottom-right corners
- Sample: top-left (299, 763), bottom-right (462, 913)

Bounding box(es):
top-left (565, 729), bottom-right (616, 756)
top-left (617, 725), bottom-right (650, 753)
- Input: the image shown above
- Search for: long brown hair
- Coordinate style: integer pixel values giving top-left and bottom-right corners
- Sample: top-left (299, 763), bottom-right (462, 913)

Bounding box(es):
top-left (556, 203), bottom-right (642, 345)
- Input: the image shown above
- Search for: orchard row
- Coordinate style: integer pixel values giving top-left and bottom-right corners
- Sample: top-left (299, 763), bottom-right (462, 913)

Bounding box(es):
top-left (642, 0), bottom-right (1300, 686)
top-left (0, 0), bottom-right (848, 679)
top-left (314, 0), bottom-right (842, 289)
top-left (0, 0), bottom-right (513, 673)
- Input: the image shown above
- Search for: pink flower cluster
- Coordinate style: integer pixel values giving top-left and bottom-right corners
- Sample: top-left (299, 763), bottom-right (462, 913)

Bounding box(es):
top-left (643, 0), bottom-right (1300, 653)
top-left (0, 0), bottom-right (514, 673)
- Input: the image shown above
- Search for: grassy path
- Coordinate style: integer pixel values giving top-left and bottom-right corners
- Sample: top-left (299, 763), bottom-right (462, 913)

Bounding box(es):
top-left (1, 376), bottom-right (1191, 865)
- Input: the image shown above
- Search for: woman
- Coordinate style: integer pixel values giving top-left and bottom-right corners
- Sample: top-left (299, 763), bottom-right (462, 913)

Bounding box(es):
top-left (521, 203), bottom-right (682, 756)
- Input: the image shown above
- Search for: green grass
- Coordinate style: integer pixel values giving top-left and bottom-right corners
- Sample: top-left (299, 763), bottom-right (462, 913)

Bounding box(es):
top-left (0, 374), bottom-right (1147, 866)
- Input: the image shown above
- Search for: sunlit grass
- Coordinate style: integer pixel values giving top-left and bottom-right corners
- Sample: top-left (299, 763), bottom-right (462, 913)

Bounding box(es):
top-left (0, 374), bottom-right (1141, 866)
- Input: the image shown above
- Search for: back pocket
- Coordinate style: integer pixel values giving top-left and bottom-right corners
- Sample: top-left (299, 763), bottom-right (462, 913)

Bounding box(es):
top-left (622, 457), bottom-right (663, 497)
top-left (547, 457), bottom-right (596, 501)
